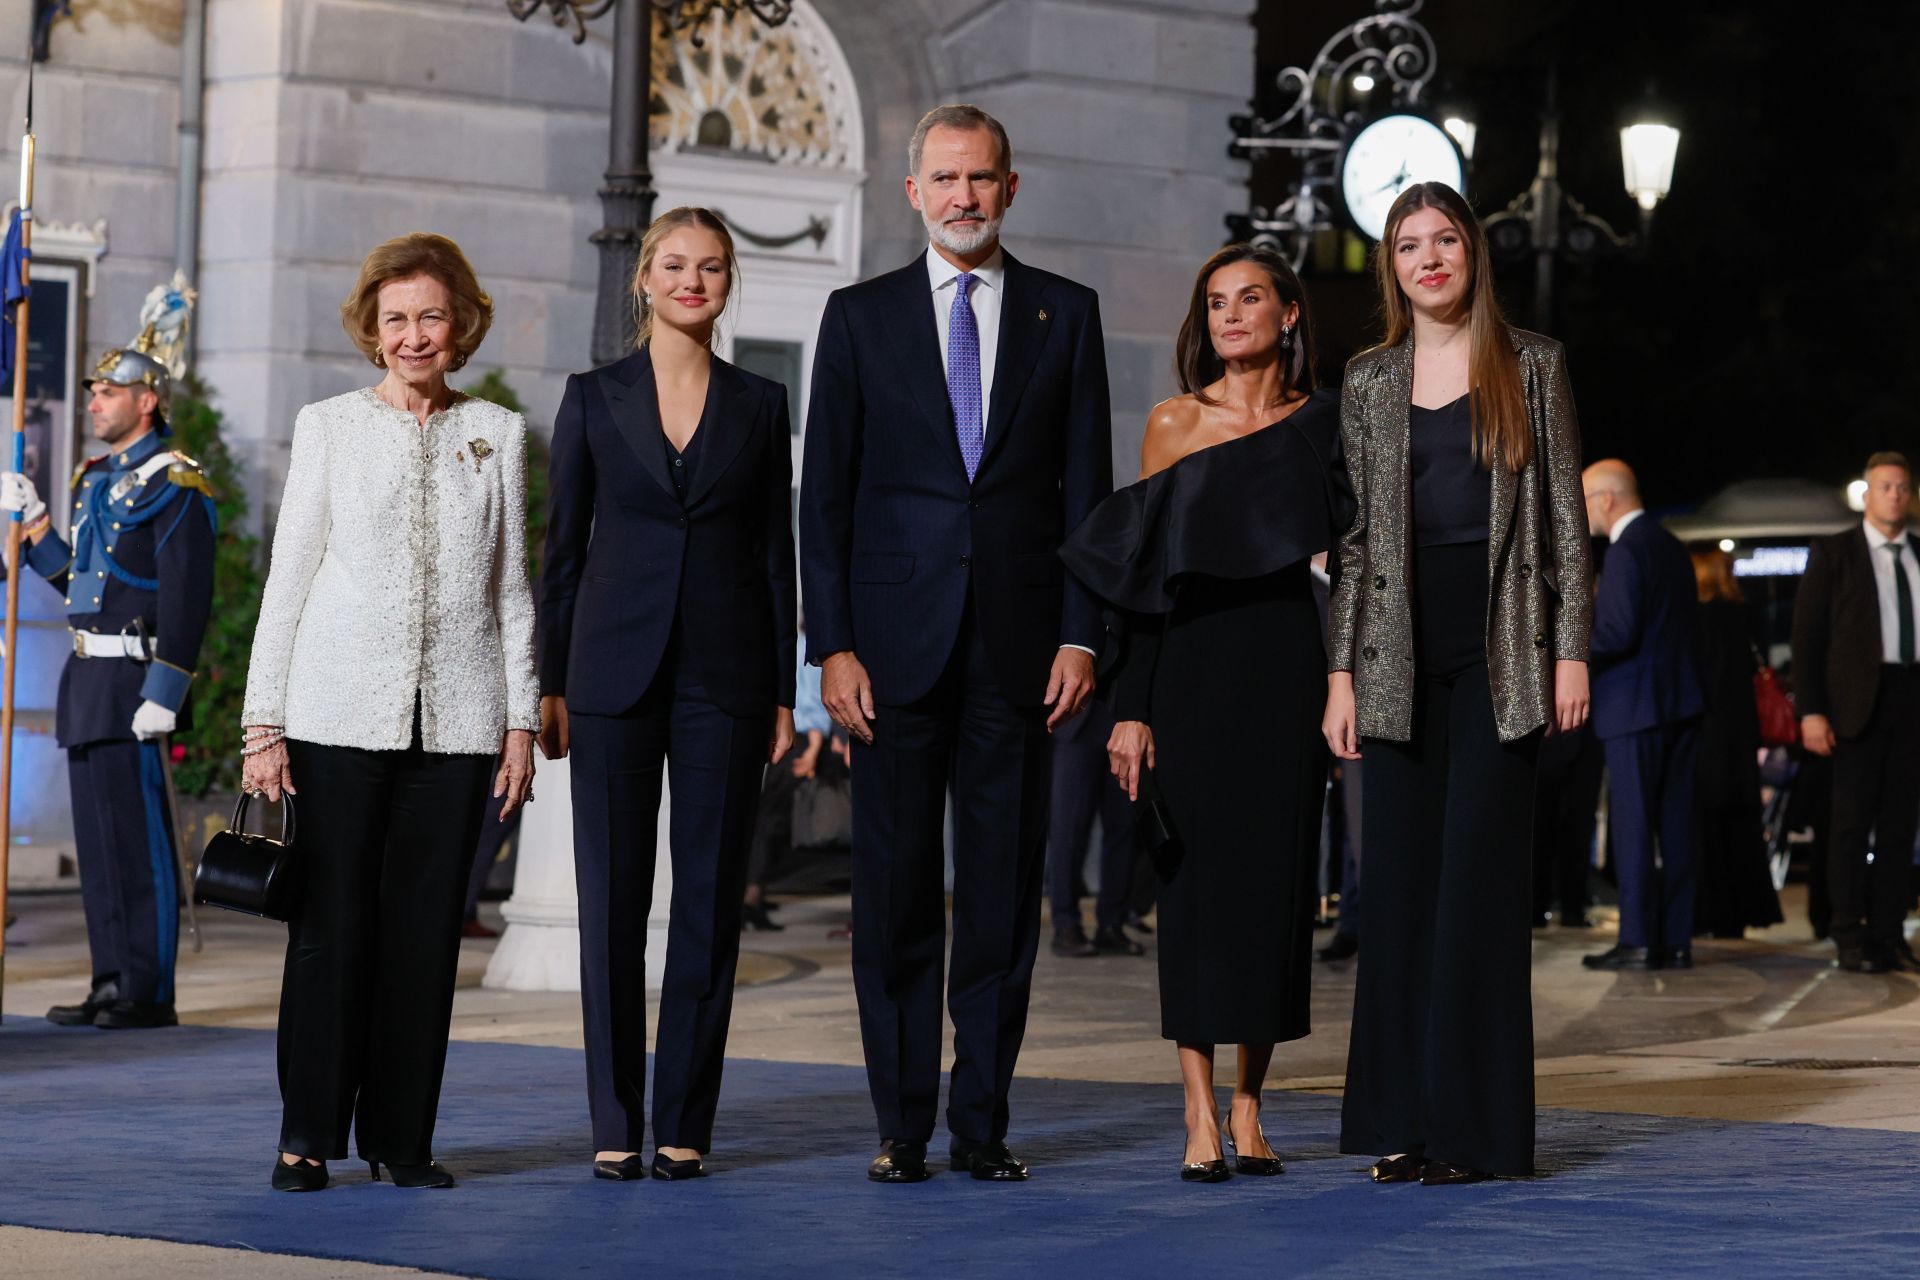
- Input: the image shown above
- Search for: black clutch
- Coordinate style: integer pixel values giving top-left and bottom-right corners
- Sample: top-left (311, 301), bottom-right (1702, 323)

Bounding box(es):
top-left (193, 793), bottom-right (299, 921)
top-left (1135, 770), bottom-right (1183, 879)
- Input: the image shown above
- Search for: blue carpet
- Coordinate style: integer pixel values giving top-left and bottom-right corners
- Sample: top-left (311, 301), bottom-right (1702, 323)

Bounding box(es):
top-left (1, 1022), bottom-right (1915, 1277)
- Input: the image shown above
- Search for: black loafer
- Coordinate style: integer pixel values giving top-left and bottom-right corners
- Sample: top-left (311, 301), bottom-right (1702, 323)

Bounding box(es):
top-left (593, 1154), bottom-right (649, 1181)
top-left (94, 999), bottom-right (178, 1029)
top-left (47, 980), bottom-right (119, 1027)
top-left (949, 1139), bottom-right (1029, 1181)
top-left (1581, 945), bottom-right (1657, 971)
top-left (271, 1157), bottom-right (329, 1192)
top-left (868, 1139), bottom-right (930, 1183)
top-left (1420, 1161), bottom-right (1492, 1186)
top-left (1663, 947), bottom-right (1694, 970)
top-left (1091, 925), bottom-right (1145, 956)
top-left (1370, 1154), bottom-right (1424, 1183)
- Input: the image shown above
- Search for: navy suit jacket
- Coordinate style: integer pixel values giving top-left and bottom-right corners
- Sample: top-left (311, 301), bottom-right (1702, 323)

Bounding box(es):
top-left (537, 349), bottom-right (798, 718)
top-left (1588, 512), bottom-right (1704, 740)
top-left (798, 249), bottom-right (1112, 709)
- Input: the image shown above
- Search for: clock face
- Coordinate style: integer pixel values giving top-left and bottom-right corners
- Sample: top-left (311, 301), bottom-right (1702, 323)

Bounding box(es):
top-left (1340, 114), bottom-right (1465, 242)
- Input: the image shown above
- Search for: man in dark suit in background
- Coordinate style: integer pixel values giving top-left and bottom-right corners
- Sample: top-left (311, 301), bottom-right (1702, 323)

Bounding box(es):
top-left (1793, 452), bottom-right (1920, 972)
top-left (1580, 460), bottom-right (1704, 970)
top-left (800, 104), bottom-right (1111, 1183)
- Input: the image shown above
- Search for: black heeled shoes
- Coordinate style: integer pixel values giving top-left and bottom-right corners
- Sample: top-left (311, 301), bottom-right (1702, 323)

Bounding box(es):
top-left (1224, 1110), bottom-right (1283, 1177)
top-left (1179, 1117), bottom-right (1230, 1183)
top-left (368, 1159), bottom-right (456, 1189)
top-left (651, 1151), bottom-right (708, 1181)
top-left (270, 1156), bottom-right (329, 1192)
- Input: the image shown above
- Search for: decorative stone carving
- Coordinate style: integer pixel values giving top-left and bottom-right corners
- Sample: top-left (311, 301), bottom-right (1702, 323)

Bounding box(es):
top-left (649, 0), bottom-right (859, 169)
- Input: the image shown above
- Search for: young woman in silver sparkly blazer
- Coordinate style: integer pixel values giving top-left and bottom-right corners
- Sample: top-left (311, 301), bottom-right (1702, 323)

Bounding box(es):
top-left (1323, 182), bottom-right (1592, 1186)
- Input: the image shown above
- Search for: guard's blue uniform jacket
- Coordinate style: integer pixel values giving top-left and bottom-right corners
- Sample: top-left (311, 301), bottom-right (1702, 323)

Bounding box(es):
top-left (25, 429), bottom-right (217, 747)
top-left (22, 428), bottom-right (216, 1008)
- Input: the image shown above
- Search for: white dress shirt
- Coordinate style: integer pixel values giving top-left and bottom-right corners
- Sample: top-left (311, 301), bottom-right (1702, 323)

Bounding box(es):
top-left (1864, 519), bottom-right (1920, 663)
top-left (927, 245), bottom-right (1003, 432)
top-left (1607, 506), bottom-right (1645, 544)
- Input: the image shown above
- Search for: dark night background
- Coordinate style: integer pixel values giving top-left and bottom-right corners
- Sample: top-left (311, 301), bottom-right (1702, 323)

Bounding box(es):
top-left (1250, 0), bottom-right (1920, 512)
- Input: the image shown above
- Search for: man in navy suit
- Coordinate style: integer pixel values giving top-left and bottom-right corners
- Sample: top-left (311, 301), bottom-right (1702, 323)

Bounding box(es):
top-left (800, 104), bottom-right (1111, 1182)
top-left (1580, 460), bottom-right (1704, 970)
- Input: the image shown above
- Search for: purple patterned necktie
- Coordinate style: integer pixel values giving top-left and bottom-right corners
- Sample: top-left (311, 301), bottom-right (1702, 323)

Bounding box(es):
top-left (947, 272), bottom-right (983, 481)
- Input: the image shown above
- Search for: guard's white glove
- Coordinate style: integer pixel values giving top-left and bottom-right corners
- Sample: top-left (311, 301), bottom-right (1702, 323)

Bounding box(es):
top-left (0, 472), bottom-right (46, 525)
top-left (132, 700), bottom-right (177, 741)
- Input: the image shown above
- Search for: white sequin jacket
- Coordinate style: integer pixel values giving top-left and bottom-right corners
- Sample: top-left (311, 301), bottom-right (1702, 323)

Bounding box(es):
top-left (241, 390), bottom-right (542, 753)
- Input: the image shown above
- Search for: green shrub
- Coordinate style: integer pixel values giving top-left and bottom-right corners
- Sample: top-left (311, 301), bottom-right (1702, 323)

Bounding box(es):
top-left (168, 377), bottom-right (260, 796)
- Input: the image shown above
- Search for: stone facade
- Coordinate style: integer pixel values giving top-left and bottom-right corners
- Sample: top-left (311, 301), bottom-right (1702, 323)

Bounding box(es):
top-left (2, 0), bottom-right (1253, 516)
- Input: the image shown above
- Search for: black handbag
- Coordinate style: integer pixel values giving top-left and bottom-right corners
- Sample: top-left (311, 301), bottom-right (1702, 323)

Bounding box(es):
top-left (193, 793), bottom-right (299, 921)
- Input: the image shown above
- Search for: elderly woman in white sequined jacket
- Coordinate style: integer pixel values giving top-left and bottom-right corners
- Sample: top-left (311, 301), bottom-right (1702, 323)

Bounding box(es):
top-left (239, 233), bottom-right (540, 1195)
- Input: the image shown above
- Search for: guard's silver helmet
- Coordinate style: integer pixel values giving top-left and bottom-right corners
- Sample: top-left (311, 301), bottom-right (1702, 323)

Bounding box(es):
top-left (87, 342), bottom-right (171, 418)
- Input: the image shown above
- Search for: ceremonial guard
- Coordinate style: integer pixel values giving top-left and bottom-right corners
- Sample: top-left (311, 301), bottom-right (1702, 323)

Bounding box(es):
top-left (1, 320), bottom-right (216, 1029)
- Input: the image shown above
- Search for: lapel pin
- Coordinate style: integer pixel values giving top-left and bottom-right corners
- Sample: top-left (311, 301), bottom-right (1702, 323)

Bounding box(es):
top-left (1037, 308), bottom-right (1049, 321)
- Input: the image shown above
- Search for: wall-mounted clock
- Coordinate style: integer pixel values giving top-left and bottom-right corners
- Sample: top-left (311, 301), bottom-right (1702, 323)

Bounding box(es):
top-left (1339, 113), bottom-right (1465, 241)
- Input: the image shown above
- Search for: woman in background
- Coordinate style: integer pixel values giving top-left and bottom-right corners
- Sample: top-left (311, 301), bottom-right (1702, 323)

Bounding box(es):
top-left (1689, 548), bottom-right (1783, 937)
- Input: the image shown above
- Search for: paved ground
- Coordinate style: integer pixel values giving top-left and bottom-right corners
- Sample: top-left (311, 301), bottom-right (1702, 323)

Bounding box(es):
top-left (4, 883), bottom-right (1918, 1272)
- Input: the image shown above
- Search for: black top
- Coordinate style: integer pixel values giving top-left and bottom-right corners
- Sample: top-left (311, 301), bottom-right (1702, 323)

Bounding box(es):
top-left (663, 423), bottom-right (704, 504)
top-left (1409, 394), bottom-right (1491, 547)
top-left (1059, 388), bottom-right (1354, 616)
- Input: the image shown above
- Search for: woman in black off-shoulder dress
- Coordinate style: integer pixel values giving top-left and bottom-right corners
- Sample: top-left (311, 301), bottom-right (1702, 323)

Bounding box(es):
top-left (1061, 245), bottom-right (1352, 1183)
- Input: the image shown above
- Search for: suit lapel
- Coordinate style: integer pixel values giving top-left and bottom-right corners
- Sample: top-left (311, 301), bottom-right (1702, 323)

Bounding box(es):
top-left (883, 259), bottom-right (968, 477)
top-left (979, 252), bottom-right (1048, 474)
top-left (596, 348), bottom-right (676, 501)
top-left (685, 358), bottom-right (753, 508)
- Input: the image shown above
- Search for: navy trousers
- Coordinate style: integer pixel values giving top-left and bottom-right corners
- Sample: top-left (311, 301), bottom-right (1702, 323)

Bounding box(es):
top-left (570, 658), bottom-right (770, 1154)
top-left (850, 605), bottom-right (1052, 1147)
top-left (1603, 720), bottom-right (1700, 951)
top-left (67, 739), bottom-right (179, 1004)
top-left (1045, 698), bottom-right (1135, 934)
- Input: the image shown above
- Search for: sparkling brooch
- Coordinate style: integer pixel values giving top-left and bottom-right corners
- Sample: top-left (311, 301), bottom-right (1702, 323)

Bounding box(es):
top-left (467, 438), bottom-right (494, 474)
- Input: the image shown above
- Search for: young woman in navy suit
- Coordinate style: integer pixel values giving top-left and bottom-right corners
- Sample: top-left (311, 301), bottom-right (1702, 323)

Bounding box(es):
top-left (537, 207), bottom-right (797, 1182)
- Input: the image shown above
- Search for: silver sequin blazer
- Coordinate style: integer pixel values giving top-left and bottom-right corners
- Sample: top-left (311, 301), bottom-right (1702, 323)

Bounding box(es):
top-left (242, 390), bottom-right (542, 753)
top-left (1327, 330), bottom-right (1593, 743)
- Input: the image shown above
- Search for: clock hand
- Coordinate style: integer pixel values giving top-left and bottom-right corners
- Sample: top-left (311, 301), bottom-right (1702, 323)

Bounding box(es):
top-left (1370, 163), bottom-right (1411, 196)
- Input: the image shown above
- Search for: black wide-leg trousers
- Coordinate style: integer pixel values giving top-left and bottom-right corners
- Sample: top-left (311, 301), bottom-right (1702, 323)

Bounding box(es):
top-left (1341, 540), bottom-right (1541, 1177)
top-left (850, 605), bottom-right (1052, 1147)
top-left (277, 733), bottom-right (494, 1163)
top-left (570, 659), bottom-right (770, 1155)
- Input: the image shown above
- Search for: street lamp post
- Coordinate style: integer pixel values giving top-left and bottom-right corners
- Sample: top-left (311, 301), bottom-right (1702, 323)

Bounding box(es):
top-left (508, 0), bottom-right (794, 364)
top-left (1476, 71), bottom-right (1681, 327)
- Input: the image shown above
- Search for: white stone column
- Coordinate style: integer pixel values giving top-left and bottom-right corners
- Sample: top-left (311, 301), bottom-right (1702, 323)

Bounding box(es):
top-left (483, 753), bottom-right (675, 992)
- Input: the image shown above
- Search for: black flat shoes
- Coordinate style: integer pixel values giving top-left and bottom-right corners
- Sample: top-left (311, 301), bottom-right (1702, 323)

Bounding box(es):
top-left (593, 1154), bottom-right (649, 1181)
top-left (1419, 1161), bottom-right (1492, 1186)
top-left (651, 1152), bottom-right (708, 1181)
